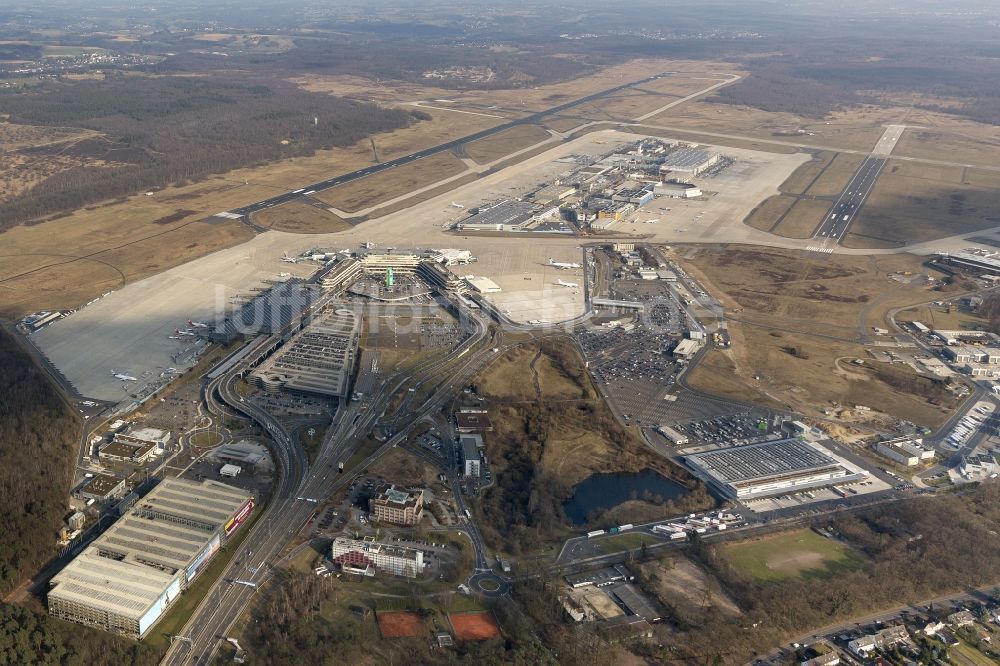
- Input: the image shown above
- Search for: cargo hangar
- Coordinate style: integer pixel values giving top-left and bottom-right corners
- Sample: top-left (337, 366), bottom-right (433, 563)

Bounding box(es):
top-left (47, 478), bottom-right (254, 639)
top-left (683, 438), bottom-right (867, 500)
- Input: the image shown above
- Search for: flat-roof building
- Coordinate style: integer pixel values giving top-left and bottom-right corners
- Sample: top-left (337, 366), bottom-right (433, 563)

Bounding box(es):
top-left (251, 308), bottom-right (359, 397)
top-left (49, 478), bottom-right (254, 639)
top-left (99, 440), bottom-right (157, 464)
top-left (77, 473), bottom-right (128, 502)
top-left (329, 537), bottom-right (425, 578)
top-left (672, 338), bottom-right (702, 359)
top-left (684, 438), bottom-right (867, 500)
top-left (874, 437), bottom-right (935, 467)
top-left (659, 148), bottom-right (719, 177)
top-left (460, 434), bottom-right (483, 478)
top-left (369, 484), bottom-right (424, 526)
top-left (456, 411), bottom-right (493, 432)
top-left (463, 276), bottom-right (502, 294)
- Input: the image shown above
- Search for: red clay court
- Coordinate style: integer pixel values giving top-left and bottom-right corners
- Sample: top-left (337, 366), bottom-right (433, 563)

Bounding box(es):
top-left (449, 611), bottom-right (502, 641)
top-left (377, 610), bottom-right (426, 639)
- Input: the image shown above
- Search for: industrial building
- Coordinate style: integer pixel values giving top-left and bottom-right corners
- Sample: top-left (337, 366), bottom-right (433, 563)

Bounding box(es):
top-left (874, 437), bottom-right (935, 467)
top-left (566, 564), bottom-right (634, 589)
top-left (369, 484), bottom-right (425, 526)
top-left (329, 537), bottom-right (425, 578)
top-left (658, 148), bottom-right (719, 177)
top-left (114, 426), bottom-right (171, 449)
top-left (460, 434), bottom-right (484, 477)
top-left (455, 200), bottom-right (540, 232)
top-left (654, 181), bottom-right (702, 198)
top-left (77, 473), bottom-right (128, 502)
top-left (98, 440), bottom-right (157, 465)
top-left (936, 251), bottom-right (1000, 277)
top-left (251, 308), bottom-right (359, 398)
top-left (48, 478), bottom-right (254, 639)
top-left (684, 438), bottom-right (867, 500)
top-left (656, 425), bottom-right (689, 446)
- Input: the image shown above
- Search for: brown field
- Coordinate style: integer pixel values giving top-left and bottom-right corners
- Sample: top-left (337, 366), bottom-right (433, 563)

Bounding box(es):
top-left (894, 128), bottom-right (1000, 166)
top-left (779, 151), bottom-right (835, 195)
top-left (367, 446), bottom-right (442, 488)
top-left (771, 198), bottom-right (829, 238)
top-left (844, 161), bottom-right (1000, 248)
top-left (637, 556), bottom-right (741, 617)
top-left (313, 152), bottom-right (467, 212)
top-left (542, 115), bottom-right (589, 133)
top-left (0, 122), bottom-right (98, 151)
top-left (363, 173), bottom-right (479, 219)
top-left (464, 124), bottom-right (551, 164)
top-left (377, 611), bottom-right (426, 639)
top-left (804, 152), bottom-right (866, 197)
top-left (679, 246), bottom-right (962, 426)
top-left (744, 194), bottom-right (797, 233)
top-left (251, 201), bottom-right (352, 234)
top-left (449, 611), bottom-right (501, 641)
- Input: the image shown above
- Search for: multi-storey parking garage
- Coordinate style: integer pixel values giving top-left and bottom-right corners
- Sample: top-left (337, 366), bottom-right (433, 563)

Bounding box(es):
top-left (250, 308), bottom-right (360, 398)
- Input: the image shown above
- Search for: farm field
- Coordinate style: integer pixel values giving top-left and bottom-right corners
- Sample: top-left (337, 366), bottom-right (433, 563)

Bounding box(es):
top-left (722, 529), bottom-right (862, 582)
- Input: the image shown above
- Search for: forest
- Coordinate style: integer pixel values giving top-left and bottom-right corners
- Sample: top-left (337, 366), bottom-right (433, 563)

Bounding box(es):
top-left (0, 327), bottom-right (79, 596)
top-left (0, 603), bottom-right (157, 666)
top-left (0, 75), bottom-right (425, 230)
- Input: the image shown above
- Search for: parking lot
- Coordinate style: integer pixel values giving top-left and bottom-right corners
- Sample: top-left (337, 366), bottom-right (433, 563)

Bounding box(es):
top-left (673, 411), bottom-right (783, 447)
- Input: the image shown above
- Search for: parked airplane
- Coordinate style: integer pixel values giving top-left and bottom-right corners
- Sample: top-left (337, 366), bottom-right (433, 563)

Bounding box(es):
top-left (187, 319), bottom-right (208, 328)
top-left (548, 258), bottom-right (581, 270)
top-left (450, 202), bottom-right (465, 209)
top-left (278, 272), bottom-right (291, 278)
top-left (175, 329), bottom-right (195, 337)
top-left (111, 372), bottom-right (138, 381)
top-left (556, 279), bottom-right (579, 288)
top-left (281, 252), bottom-right (297, 264)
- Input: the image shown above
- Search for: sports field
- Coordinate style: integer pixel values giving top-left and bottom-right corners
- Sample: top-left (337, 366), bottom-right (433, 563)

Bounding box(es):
top-left (377, 610), bottom-right (426, 639)
top-left (723, 529), bottom-right (861, 582)
top-left (449, 611), bottom-right (501, 641)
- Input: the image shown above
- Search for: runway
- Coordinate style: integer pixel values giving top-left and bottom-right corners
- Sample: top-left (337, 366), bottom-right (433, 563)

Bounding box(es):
top-left (812, 156), bottom-right (886, 242)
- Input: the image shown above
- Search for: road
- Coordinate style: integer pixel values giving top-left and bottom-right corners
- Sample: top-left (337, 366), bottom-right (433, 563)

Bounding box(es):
top-left (813, 156), bottom-right (886, 241)
top-left (228, 71), bottom-right (679, 218)
top-left (164, 299), bottom-right (503, 664)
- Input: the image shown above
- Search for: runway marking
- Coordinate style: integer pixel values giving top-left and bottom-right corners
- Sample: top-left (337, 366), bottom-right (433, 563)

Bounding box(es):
top-left (805, 246), bottom-right (834, 254)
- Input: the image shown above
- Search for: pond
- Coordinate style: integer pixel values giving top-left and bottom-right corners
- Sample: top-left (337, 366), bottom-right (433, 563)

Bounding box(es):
top-left (563, 468), bottom-right (689, 525)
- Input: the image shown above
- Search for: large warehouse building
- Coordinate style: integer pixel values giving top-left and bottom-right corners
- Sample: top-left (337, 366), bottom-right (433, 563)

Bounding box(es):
top-left (684, 438), bottom-right (867, 500)
top-left (48, 478), bottom-right (254, 639)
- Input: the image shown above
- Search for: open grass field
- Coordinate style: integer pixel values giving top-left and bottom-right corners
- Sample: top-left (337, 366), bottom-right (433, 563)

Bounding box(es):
top-left (313, 151), bottom-right (467, 212)
top-left (598, 531), bottom-right (655, 554)
top-left (779, 151), bottom-right (835, 195)
top-left (843, 160), bottom-right (1000, 248)
top-left (679, 246), bottom-right (963, 426)
top-left (377, 611), bottom-right (426, 639)
top-left (662, 99), bottom-right (898, 152)
top-left (771, 198), bottom-right (829, 238)
top-left (189, 431), bottom-right (223, 447)
top-left (894, 128), bottom-right (1000, 167)
top-left (464, 124), bottom-right (551, 164)
top-left (744, 194), bottom-right (797, 233)
top-left (896, 305), bottom-right (987, 332)
top-left (804, 152), bottom-right (866, 197)
top-left (449, 611), bottom-right (501, 641)
top-left (631, 125), bottom-right (799, 154)
top-left (722, 529), bottom-right (862, 582)
top-left (252, 200), bottom-right (353, 233)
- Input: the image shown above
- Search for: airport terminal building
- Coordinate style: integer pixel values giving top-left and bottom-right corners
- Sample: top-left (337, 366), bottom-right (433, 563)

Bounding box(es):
top-left (683, 438), bottom-right (867, 500)
top-left (48, 478), bottom-right (254, 639)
